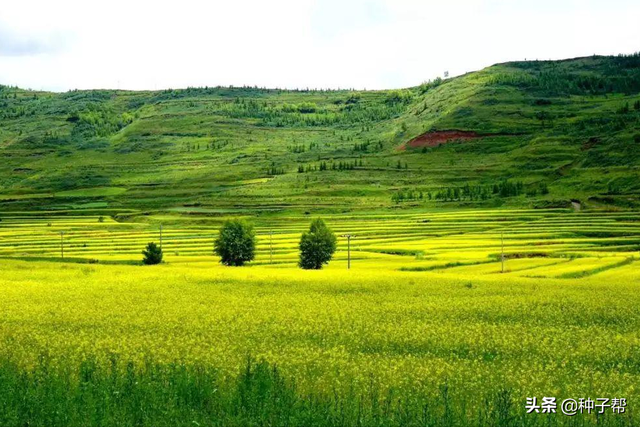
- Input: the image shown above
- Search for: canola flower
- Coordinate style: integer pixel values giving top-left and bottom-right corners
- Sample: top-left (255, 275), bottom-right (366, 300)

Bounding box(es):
top-left (0, 257), bottom-right (639, 405)
top-left (0, 208), bottom-right (639, 419)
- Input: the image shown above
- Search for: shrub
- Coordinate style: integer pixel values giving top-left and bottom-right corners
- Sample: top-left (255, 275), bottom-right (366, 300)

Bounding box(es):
top-left (214, 219), bottom-right (256, 266)
top-left (385, 90), bottom-right (413, 105)
top-left (299, 219), bottom-right (337, 270)
top-left (142, 242), bottom-right (163, 265)
top-left (540, 183), bottom-right (550, 195)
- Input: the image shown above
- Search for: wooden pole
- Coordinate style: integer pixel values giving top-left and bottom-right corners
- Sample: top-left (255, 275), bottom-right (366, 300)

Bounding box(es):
top-left (341, 234), bottom-right (356, 269)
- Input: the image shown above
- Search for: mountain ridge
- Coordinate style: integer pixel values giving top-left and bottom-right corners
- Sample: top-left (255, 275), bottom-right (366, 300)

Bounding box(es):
top-left (1, 53), bottom-right (639, 215)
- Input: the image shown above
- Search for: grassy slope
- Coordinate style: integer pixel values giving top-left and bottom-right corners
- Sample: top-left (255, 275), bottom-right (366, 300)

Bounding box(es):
top-left (1, 54), bottom-right (639, 215)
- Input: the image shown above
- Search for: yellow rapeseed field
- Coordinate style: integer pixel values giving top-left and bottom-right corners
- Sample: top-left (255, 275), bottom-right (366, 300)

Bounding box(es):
top-left (1, 208), bottom-right (639, 425)
top-left (1, 256), bottom-right (639, 404)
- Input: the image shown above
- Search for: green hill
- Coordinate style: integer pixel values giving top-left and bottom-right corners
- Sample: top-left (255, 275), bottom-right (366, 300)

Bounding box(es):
top-left (1, 54), bottom-right (639, 215)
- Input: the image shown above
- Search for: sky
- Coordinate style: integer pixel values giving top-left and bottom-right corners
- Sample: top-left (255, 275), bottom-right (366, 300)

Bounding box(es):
top-left (0, 0), bottom-right (638, 92)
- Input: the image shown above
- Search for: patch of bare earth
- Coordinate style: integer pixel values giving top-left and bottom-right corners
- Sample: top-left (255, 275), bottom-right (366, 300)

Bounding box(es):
top-left (400, 130), bottom-right (484, 150)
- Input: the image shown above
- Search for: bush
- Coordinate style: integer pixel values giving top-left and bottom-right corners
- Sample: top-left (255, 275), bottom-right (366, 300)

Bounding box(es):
top-left (214, 219), bottom-right (256, 266)
top-left (142, 242), bottom-right (163, 265)
top-left (385, 90), bottom-right (413, 105)
top-left (617, 103), bottom-right (630, 114)
top-left (299, 219), bottom-right (337, 270)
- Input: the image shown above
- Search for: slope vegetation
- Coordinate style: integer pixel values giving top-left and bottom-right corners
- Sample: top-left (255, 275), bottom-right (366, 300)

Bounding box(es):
top-left (1, 54), bottom-right (639, 215)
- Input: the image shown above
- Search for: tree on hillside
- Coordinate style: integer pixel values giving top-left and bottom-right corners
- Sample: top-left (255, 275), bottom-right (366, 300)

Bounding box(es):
top-left (299, 219), bottom-right (337, 270)
top-left (142, 242), bottom-right (163, 265)
top-left (214, 219), bottom-right (256, 266)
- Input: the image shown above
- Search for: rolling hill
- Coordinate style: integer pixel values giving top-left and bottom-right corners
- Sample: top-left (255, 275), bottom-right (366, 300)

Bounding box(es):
top-left (1, 54), bottom-right (639, 216)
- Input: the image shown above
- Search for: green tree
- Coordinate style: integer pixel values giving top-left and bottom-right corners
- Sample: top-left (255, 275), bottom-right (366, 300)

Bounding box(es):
top-left (142, 242), bottom-right (163, 265)
top-left (214, 219), bottom-right (256, 266)
top-left (299, 219), bottom-right (337, 270)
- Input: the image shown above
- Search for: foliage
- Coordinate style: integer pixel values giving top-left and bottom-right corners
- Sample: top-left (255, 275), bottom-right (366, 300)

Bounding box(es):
top-left (142, 242), bottom-right (163, 265)
top-left (1, 55), bottom-right (640, 212)
top-left (214, 219), bottom-right (256, 266)
top-left (1, 210), bottom-right (640, 424)
top-left (298, 159), bottom-right (362, 173)
top-left (298, 219), bottom-right (337, 269)
top-left (418, 77), bottom-right (443, 94)
top-left (393, 180), bottom-right (532, 203)
top-left (69, 105), bottom-right (134, 138)
top-left (0, 355), bottom-right (621, 427)
top-left (1, 230), bottom-right (640, 426)
top-left (494, 54), bottom-right (640, 95)
top-left (385, 90), bottom-right (414, 105)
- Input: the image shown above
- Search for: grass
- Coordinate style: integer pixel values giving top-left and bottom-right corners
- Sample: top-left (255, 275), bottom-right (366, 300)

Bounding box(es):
top-left (1, 356), bottom-right (634, 427)
top-left (1, 55), bottom-right (640, 214)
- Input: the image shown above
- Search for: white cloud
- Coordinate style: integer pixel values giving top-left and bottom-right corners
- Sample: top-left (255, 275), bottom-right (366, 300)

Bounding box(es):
top-left (0, 0), bottom-right (638, 91)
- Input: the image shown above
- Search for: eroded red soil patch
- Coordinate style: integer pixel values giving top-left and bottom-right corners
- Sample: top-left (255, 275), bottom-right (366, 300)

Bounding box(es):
top-left (404, 130), bottom-right (482, 149)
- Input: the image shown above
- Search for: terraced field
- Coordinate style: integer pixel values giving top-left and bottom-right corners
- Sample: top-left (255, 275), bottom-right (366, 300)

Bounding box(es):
top-left (1, 208), bottom-right (640, 426)
top-left (1, 208), bottom-right (638, 278)
top-left (3, 49), bottom-right (640, 427)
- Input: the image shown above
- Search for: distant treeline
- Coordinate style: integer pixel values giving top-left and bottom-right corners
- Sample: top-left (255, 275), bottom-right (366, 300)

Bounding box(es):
top-left (67, 106), bottom-right (135, 138)
top-left (493, 53), bottom-right (640, 95)
top-left (152, 85), bottom-right (366, 100)
top-left (392, 180), bottom-right (549, 203)
top-left (288, 142), bottom-right (318, 153)
top-left (298, 159), bottom-right (364, 173)
top-left (183, 140), bottom-right (231, 152)
top-left (266, 164), bottom-right (286, 176)
top-left (213, 96), bottom-right (413, 127)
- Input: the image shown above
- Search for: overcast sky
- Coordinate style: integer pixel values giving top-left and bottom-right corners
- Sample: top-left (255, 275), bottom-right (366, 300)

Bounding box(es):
top-left (0, 0), bottom-right (638, 92)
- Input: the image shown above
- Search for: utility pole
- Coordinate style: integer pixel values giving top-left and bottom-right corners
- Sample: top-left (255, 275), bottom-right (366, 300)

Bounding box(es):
top-left (501, 232), bottom-right (505, 273)
top-left (341, 234), bottom-right (356, 269)
top-left (60, 231), bottom-right (64, 259)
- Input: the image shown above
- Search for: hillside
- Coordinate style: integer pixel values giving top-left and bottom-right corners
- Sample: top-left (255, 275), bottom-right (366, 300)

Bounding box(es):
top-left (1, 54), bottom-right (640, 216)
